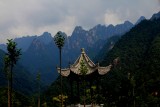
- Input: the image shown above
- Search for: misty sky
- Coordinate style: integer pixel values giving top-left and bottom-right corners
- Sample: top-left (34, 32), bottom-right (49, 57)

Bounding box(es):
top-left (0, 0), bottom-right (160, 43)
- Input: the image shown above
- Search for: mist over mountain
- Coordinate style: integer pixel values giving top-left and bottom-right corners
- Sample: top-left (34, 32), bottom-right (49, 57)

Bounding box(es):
top-left (14, 36), bottom-right (37, 52)
top-left (0, 11), bottom-right (159, 106)
top-left (0, 32), bottom-right (53, 52)
top-left (0, 16), bottom-right (145, 87)
top-left (18, 20), bottom-right (134, 86)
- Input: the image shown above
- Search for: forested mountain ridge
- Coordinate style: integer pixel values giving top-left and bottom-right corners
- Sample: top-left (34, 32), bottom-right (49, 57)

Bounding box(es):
top-left (0, 49), bottom-right (37, 95)
top-left (101, 17), bottom-right (160, 67)
top-left (19, 20), bottom-right (134, 86)
top-left (43, 12), bottom-right (160, 106)
top-left (0, 48), bottom-right (37, 106)
top-left (0, 15), bottom-right (151, 107)
top-left (98, 16), bottom-right (160, 106)
top-left (0, 32), bottom-right (52, 52)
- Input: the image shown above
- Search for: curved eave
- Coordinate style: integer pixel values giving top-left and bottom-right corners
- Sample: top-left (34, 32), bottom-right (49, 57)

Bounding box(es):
top-left (98, 64), bottom-right (112, 75)
top-left (57, 64), bottom-right (112, 77)
top-left (57, 68), bottom-right (70, 77)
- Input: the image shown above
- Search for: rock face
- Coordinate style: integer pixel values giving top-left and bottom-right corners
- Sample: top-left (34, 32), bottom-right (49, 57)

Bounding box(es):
top-left (19, 21), bottom-right (133, 86)
top-left (0, 19), bottom-right (135, 86)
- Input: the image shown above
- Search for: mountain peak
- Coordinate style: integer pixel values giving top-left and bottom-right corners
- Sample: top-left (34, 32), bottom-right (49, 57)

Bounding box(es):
top-left (107, 24), bottom-right (114, 29)
top-left (71, 26), bottom-right (87, 37)
top-left (38, 32), bottom-right (53, 44)
top-left (150, 11), bottom-right (160, 20)
top-left (90, 24), bottom-right (107, 31)
top-left (124, 21), bottom-right (133, 25)
top-left (135, 16), bottom-right (146, 25)
top-left (42, 32), bottom-right (51, 36)
top-left (96, 24), bottom-right (106, 28)
top-left (74, 26), bottom-right (84, 31)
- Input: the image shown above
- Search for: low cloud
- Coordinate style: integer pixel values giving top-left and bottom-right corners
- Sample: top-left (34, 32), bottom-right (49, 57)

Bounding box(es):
top-left (0, 0), bottom-right (159, 43)
top-left (158, 0), bottom-right (160, 4)
top-left (104, 11), bottom-right (123, 25)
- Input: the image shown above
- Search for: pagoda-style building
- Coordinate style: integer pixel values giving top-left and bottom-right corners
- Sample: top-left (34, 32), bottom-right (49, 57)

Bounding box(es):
top-left (57, 48), bottom-right (112, 103)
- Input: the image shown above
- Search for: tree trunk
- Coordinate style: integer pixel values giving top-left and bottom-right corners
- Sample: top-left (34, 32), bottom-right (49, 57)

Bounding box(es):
top-left (10, 64), bottom-right (13, 107)
top-left (8, 79), bottom-right (10, 107)
top-left (38, 96), bottom-right (40, 107)
top-left (60, 49), bottom-right (63, 107)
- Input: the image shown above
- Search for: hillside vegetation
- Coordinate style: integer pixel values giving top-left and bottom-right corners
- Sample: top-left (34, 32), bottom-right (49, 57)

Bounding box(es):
top-left (43, 18), bottom-right (160, 106)
top-left (99, 18), bottom-right (160, 106)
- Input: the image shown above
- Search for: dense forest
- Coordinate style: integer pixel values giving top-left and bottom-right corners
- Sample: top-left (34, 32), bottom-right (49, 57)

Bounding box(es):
top-left (43, 18), bottom-right (160, 106)
top-left (0, 14), bottom-right (160, 107)
top-left (99, 18), bottom-right (160, 106)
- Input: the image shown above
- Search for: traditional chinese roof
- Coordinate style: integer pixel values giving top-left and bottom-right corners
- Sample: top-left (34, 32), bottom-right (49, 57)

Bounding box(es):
top-left (57, 48), bottom-right (112, 77)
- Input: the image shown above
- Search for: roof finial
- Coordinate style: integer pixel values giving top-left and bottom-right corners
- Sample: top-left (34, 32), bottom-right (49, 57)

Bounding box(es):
top-left (81, 48), bottom-right (85, 54)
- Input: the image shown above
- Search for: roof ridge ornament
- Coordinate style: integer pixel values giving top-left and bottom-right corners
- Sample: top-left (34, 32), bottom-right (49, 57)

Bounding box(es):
top-left (81, 48), bottom-right (85, 54)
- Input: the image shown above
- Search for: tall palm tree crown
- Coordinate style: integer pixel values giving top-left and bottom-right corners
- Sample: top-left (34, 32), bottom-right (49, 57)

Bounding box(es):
top-left (54, 31), bottom-right (65, 49)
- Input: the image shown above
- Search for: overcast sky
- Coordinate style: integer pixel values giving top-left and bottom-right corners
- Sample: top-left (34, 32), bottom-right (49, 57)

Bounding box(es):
top-left (0, 0), bottom-right (159, 43)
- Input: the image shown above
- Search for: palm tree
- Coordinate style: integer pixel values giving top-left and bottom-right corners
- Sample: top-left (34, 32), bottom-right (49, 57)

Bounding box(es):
top-left (4, 39), bottom-right (21, 107)
top-left (54, 31), bottom-right (65, 107)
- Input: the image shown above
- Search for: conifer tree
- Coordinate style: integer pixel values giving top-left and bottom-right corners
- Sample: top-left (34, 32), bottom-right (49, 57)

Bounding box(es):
top-left (4, 39), bottom-right (21, 107)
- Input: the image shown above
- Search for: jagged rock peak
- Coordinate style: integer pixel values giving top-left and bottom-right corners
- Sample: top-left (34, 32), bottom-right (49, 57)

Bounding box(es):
top-left (71, 26), bottom-right (87, 37)
top-left (124, 21), bottom-right (133, 25)
top-left (89, 24), bottom-right (107, 32)
top-left (107, 24), bottom-right (114, 28)
top-left (150, 11), bottom-right (160, 20)
top-left (74, 26), bottom-right (85, 31)
top-left (95, 24), bottom-right (106, 28)
top-left (88, 24), bottom-right (107, 33)
top-left (37, 32), bottom-right (53, 44)
top-left (41, 32), bottom-right (52, 37)
top-left (135, 16), bottom-right (146, 25)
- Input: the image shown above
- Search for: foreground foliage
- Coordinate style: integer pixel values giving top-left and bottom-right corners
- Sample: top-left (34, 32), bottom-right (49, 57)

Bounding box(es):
top-left (100, 18), bottom-right (160, 106)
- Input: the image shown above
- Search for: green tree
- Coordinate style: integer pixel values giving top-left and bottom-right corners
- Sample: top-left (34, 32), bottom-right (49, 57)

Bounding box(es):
top-left (79, 59), bottom-right (88, 107)
top-left (4, 39), bottom-right (21, 107)
top-left (53, 95), bottom-right (68, 107)
top-left (54, 31), bottom-right (65, 107)
top-left (79, 60), bottom-right (88, 76)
